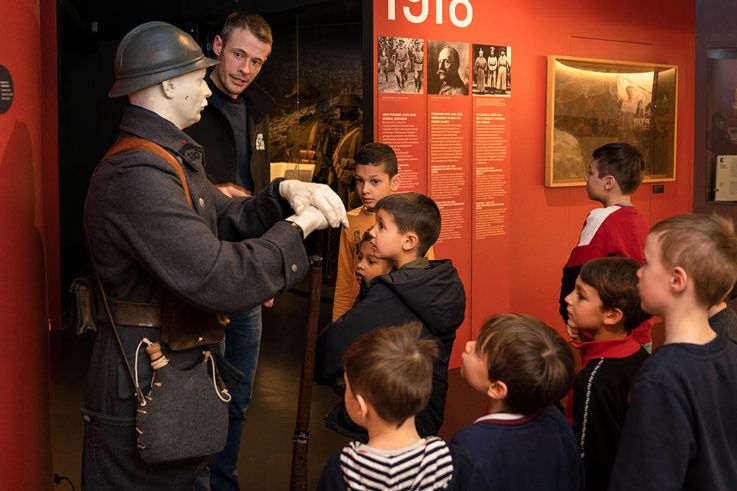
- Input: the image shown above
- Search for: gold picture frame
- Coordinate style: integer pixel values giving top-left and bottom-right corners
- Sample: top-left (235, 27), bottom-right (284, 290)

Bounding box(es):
top-left (545, 55), bottom-right (678, 187)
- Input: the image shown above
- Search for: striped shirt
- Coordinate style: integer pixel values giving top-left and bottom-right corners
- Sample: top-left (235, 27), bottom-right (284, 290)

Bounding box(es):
top-left (339, 436), bottom-right (454, 490)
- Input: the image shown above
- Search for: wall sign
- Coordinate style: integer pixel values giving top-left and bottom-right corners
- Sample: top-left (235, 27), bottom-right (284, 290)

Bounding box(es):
top-left (0, 65), bottom-right (14, 114)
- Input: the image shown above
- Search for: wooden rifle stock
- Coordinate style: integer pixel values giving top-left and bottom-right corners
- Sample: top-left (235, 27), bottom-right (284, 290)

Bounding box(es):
top-left (290, 255), bottom-right (323, 491)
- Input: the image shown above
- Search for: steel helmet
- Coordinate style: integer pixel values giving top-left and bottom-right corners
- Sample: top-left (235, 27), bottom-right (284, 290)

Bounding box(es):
top-left (109, 21), bottom-right (217, 97)
top-left (335, 93), bottom-right (363, 107)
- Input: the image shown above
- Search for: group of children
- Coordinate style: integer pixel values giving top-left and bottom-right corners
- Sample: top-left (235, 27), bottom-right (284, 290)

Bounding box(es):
top-left (311, 141), bottom-right (737, 490)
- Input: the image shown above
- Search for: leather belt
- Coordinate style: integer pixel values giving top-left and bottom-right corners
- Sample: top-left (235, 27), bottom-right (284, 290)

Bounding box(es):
top-left (96, 296), bottom-right (162, 328)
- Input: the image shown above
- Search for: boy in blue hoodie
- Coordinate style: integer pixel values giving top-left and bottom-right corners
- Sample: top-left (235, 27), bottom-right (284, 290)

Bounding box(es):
top-left (315, 192), bottom-right (466, 441)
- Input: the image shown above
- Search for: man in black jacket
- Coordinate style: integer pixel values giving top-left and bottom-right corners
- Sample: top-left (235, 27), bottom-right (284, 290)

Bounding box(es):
top-left (185, 12), bottom-right (277, 491)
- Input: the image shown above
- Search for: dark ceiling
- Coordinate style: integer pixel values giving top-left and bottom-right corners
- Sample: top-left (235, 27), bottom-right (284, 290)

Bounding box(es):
top-left (58, 0), bottom-right (363, 41)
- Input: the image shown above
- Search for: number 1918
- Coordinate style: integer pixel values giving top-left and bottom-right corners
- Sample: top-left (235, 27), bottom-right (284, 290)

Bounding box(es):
top-left (387, 0), bottom-right (473, 28)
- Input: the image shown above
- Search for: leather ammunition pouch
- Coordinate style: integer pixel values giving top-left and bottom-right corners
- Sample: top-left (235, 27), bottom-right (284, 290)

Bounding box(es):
top-left (67, 276), bottom-right (98, 336)
top-left (160, 294), bottom-right (229, 351)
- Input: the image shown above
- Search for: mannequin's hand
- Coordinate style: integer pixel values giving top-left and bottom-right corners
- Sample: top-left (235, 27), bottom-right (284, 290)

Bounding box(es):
top-left (286, 206), bottom-right (329, 239)
top-left (279, 180), bottom-right (348, 228)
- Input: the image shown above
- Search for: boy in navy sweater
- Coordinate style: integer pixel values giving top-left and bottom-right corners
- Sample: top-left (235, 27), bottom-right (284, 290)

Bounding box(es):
top-left (451, 314), bottom-right (583, 491)
top-left (563, 257), bottom-right (650, 490)
top-left (315, 192), bottom-right (465, 441)
top-left (610, 214), bottom-right (737, 490)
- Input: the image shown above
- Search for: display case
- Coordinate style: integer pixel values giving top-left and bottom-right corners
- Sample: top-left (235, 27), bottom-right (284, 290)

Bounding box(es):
top-left (706, 49), bottom-right (737, 202)
top-left (545, 55), bottom-right (678, 187)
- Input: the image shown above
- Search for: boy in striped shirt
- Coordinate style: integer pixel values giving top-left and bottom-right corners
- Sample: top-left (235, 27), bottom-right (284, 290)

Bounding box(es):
top-left (317, 323), bottom-right (485, 491)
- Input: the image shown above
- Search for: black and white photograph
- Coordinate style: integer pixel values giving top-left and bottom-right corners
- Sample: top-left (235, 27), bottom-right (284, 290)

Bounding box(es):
top-left (427, 40), bottom-right (469, 96)
top-left (378, 36), bottom-right (425, 94)
top-left (472, 44), bottom-right (512, 96)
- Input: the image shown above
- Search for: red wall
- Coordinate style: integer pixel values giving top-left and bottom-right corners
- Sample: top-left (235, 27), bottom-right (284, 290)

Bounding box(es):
top-left (504, 1), bottom-right (694, 333)
top-left (0, 0), bottom-right (57, 487)
top-left (374, 0), bottom-right (695, 351)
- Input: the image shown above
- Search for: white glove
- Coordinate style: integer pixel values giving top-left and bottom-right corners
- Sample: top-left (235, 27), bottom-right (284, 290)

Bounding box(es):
top-left (286, 206), bottom-right (329, 239)
top-left (279, 180), bottom-right (348, 228)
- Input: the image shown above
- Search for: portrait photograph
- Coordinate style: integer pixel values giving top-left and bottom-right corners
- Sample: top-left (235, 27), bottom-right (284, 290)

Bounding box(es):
top-left (378, 36), bottom-right (425, 94)
top-left (427, 40), bottom-right (469, 96)
top-left (545, 55), bottom-right (677, 187)
top-left (472, 44), bottom-right (512, 97)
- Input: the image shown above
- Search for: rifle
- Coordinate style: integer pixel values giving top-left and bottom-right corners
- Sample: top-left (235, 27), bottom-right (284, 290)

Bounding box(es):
top-left (289, 255), bottom-right (323, 491)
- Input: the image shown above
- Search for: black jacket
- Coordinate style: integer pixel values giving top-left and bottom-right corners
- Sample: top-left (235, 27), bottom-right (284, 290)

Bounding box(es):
top-left (186, 77), bottom-right (275, 193)
top-left (316, 259), bottom-right (466, 439)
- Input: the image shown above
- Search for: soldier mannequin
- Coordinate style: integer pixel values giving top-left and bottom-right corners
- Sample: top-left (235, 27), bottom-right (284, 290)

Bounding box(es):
top-left (83, 21), bottom-right (346, 489)
top-left (332, 93), bottom-right (363, 209)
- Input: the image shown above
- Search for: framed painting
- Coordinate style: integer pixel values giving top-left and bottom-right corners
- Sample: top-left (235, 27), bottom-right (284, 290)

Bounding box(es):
top-left (545, 55), bottom-right (678, 187)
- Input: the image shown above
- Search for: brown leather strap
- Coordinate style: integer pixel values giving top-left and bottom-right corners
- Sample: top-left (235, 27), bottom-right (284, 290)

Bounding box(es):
top-left (104, 137), bottom-right (193, 208)
top-left (306, 121), bottom-right (318, 151)
top-left (96, 295), bottom-right (162, 328)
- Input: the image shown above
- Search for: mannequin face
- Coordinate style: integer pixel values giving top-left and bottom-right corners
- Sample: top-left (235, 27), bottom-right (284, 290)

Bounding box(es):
top-left (168, 68), bottom-right (211, 129)
top-left (212, 27), bottom-right (271, 98)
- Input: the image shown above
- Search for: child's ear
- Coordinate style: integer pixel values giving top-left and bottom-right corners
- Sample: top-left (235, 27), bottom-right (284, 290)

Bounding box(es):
top-left (390, 173), bottom-right (402, 191)
top-left (670, 266), bottom-right (688, 293)
top-left (603, 175), bottom-right (615, 191)
top-left (355, 393), bottom-right (370, 420)
top-left (602, 307), bottom-right (624, 327)
top-left (401, 232), bottom-right (419, 252)
top-left (487, 380), bottom-right (508, 401)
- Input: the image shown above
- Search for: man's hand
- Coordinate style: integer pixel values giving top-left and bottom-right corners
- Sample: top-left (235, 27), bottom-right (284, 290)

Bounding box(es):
top-left (217, 183), bottom-right (251, 198)
top-left (285, 206), bottom-right (329, 239)
top-left (279, 180), bottom-right (348, 228)
top-left (263, 298), bottom-right (275, 308)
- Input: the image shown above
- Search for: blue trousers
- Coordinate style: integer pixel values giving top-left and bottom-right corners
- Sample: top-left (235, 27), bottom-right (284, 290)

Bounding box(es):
top-left (209, 306), bottom-right (263, 491)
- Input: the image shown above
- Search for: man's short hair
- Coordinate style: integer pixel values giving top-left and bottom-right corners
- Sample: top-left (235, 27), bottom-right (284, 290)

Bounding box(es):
top-left (220, 11), bottom-right (273, 47)
top-left (375, 192), bottom-right (440, 256)
top-left (651, 213), bottom-right (737, 308)
top-left (592, 143), bottom-right (644, 194)
top-left (476, 314), bottom-right (574, 415)
top-left (355, 142), bottom-right (398, 176)
top-left (579, 257), bottom-right (651, 333)
top-left (343, 322), bottom-right (438, 427)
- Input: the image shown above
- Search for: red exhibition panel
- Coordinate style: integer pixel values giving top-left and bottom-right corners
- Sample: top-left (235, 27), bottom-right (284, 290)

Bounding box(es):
top-left (374, 0), bottom-right (511, 368)
top-left (377, 94), bottom-right (428, 193)
top-left (428, 94), bottom-right (472, 367)
top-left (472, 97), bottom-right (512, 331)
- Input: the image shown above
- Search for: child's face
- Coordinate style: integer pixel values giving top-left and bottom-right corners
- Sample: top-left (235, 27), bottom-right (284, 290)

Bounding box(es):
top-left (355, 241), bottom-right (391, 284)
top-left (637, 233), bottom-right (670, 316)
top-left (461, 340), bottom-right (492, 394)
top-left (565, 277), bottom-right (607, 332)
top-left (369, 209), bottom-right (409, 263)
top-left (585, 159), bottom-right (608, 202)
top-left (354, 163), bottom-right (400, 211)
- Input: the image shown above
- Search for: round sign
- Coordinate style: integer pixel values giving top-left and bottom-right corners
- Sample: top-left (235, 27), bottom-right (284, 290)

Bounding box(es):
top-left (0, 65), bottom-right (14, 114)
